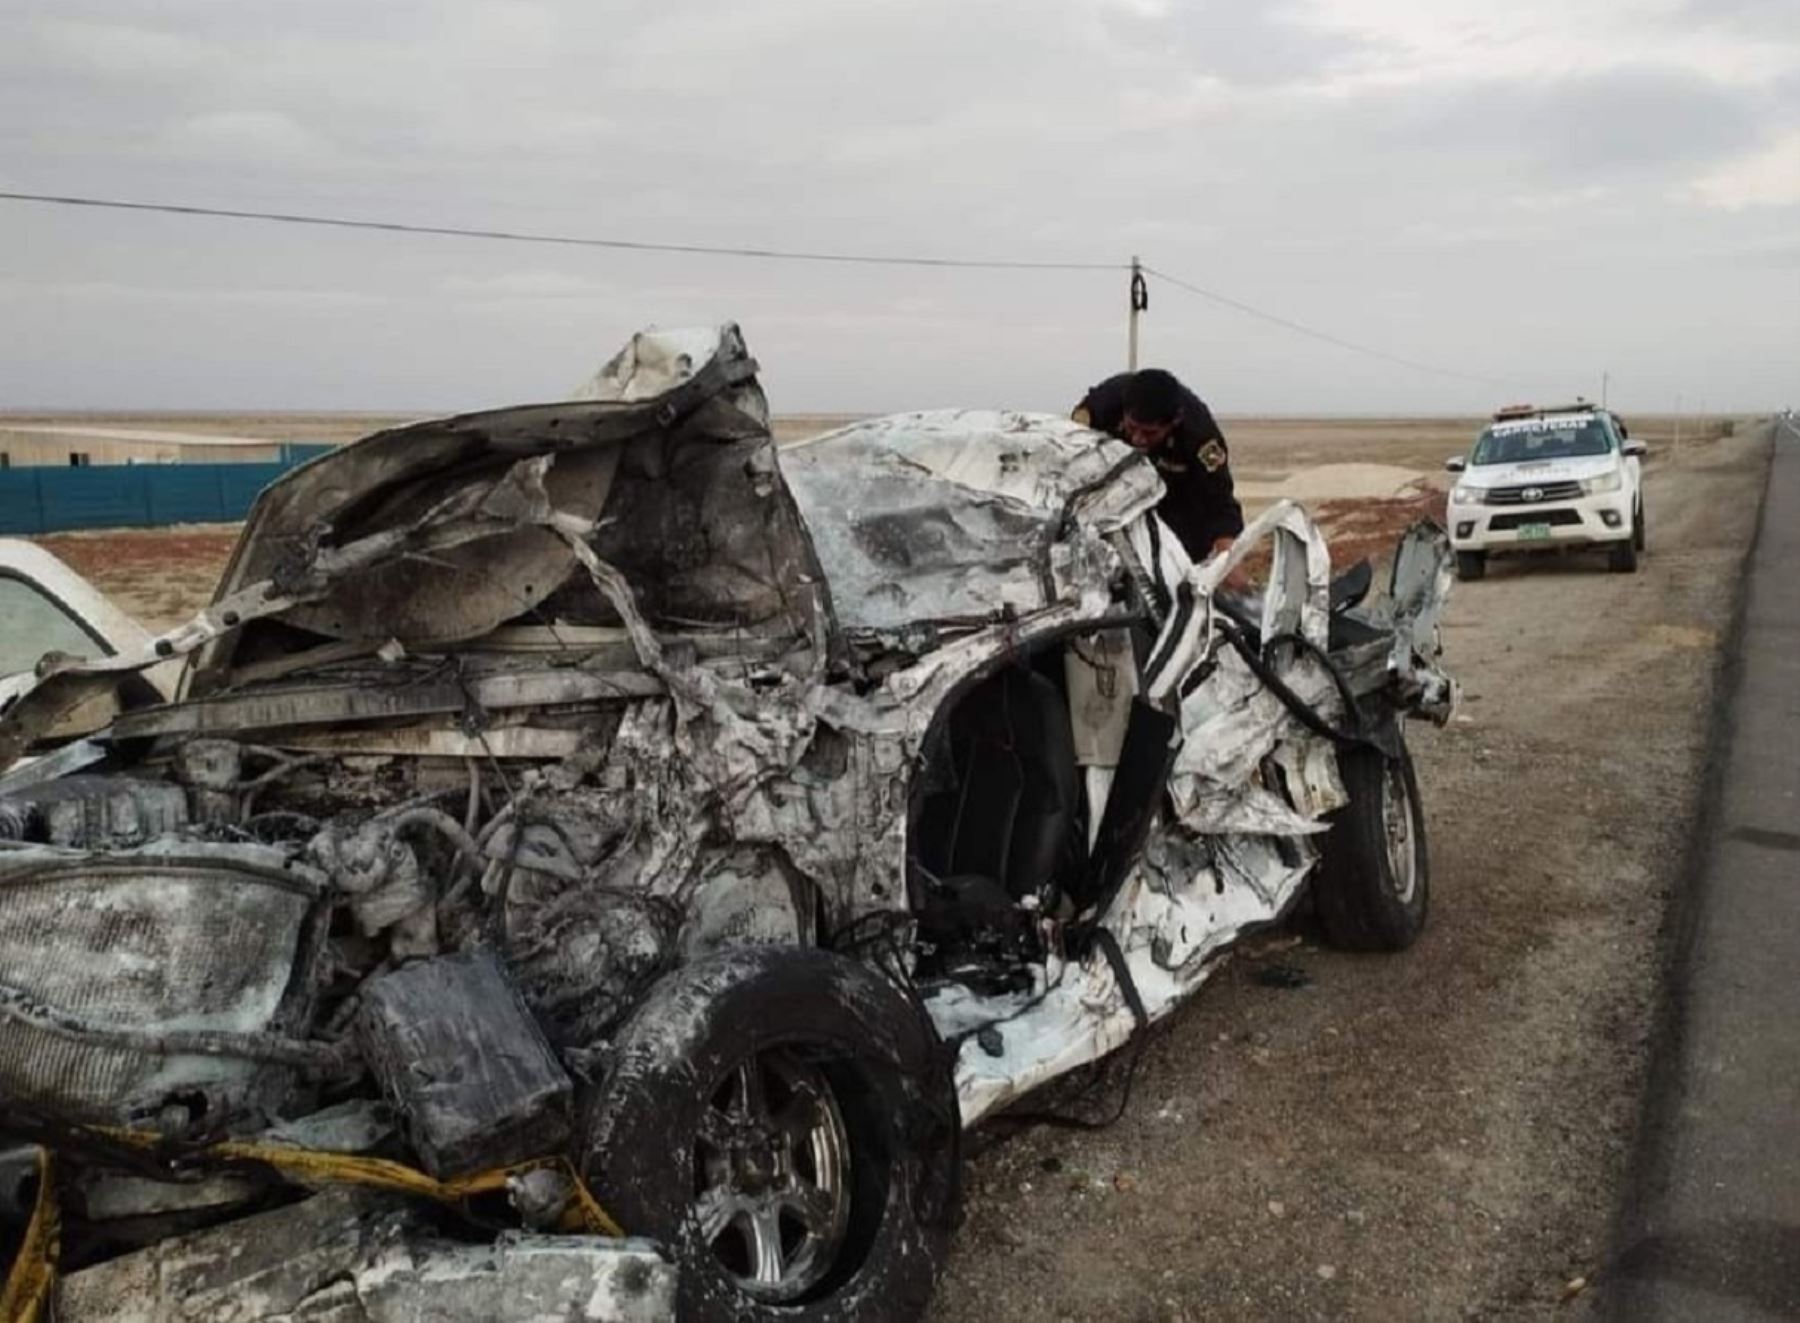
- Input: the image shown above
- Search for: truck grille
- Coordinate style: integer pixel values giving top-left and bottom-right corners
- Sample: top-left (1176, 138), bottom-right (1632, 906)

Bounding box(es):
top-left (1489, 481), bottom-right (1583, 505)
top-left (1490, 509), bottom-right (1583, 531)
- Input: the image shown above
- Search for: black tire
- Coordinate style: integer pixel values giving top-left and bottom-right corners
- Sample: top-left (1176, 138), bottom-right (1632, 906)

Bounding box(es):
top-left (1633, 501), bottom-right (1646, 552)
top-left (1454, 550), bottom-right (1487, 581)
top-left (1608, 535), bottom-right (1638, 573)
top-left (1314, 741), bottom-right (1429, 952)
top-left (582, 947), bottom-right (961, 1323)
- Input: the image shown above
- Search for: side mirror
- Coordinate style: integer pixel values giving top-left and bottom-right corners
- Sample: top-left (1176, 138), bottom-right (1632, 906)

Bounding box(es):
top-left (1622, 441), bottom-right (1647, 458)
top-left (1444, 456), bottom-right (1467, 473)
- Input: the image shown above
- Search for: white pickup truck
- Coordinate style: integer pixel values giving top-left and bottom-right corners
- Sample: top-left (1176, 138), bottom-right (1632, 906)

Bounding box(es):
top-left (1444, 404), bottom-right (1646, 580)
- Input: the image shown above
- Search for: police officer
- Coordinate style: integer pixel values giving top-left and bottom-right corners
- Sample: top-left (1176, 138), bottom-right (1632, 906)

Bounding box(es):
top-left (1073, 368), bottom-right (1244, 562)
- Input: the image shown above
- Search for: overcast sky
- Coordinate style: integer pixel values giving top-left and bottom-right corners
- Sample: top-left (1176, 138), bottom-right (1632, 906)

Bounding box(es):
top-left (1, 0), bottom-right (1795, 415)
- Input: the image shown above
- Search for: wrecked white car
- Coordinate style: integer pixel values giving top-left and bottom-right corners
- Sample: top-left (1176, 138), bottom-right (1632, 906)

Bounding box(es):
top-left (0, 325), bottom-right (1456, 1322)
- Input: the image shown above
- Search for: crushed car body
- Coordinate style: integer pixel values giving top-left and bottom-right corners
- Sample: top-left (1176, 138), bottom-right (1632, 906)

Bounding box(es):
top-left (0, 324), bottom-right (1456, 1322)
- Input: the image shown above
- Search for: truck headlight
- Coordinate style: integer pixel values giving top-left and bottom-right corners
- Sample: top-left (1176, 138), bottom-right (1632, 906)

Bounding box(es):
top-left (1452, 483), bottom-right (1488, 506)
top-left (1581, 471), bottom-right (1623, 495)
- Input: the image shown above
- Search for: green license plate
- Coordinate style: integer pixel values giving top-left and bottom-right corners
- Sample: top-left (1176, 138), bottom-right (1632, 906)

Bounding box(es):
top-left (1516, 522), bottom-right (1552, 540)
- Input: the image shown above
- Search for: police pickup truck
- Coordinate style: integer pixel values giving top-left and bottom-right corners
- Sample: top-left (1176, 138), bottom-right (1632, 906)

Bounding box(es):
top-left (1444, 403), bottom-right (1646, 580)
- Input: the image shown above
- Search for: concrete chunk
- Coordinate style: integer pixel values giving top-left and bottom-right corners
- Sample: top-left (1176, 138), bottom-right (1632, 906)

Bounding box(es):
top-left (58, 1187), bottom-right (676, 1322)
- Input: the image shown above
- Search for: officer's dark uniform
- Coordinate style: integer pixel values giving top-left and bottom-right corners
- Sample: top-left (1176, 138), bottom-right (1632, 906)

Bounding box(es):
top-left (1074, 373), bottom-right (1245, 561)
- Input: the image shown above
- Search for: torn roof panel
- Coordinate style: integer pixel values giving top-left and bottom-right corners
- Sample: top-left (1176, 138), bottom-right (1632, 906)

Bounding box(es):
top-left (781, 410), bottom-right (1161, 634)
top-left (787, 410), bottom-right (1161, 523)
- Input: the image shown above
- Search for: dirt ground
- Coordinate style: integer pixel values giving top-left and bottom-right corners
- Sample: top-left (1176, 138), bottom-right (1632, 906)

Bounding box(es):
top-left (17, 412), bottom-right (1769, 1320)
top-left (32, 528), bottom-right (238, 633)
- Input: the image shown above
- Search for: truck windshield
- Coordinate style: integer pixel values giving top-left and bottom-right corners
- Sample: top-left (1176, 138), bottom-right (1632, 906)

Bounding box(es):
top-left (0, 573), bottom-right (109, 674)
top-left (1471, 417), bottom-right (1613, 466)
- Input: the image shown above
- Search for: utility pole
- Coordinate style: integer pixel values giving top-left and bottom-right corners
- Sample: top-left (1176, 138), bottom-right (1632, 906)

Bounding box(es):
top-left (1675, 393), bottom-right (1683, 448)
top-left (1601, 370), bottom-right (1609, 408)
top-left (1128, 256), bottom-right (1146, 371)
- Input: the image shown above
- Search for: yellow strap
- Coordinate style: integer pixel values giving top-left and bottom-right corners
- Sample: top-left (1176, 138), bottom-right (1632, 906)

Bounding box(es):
top-left (559, 1163), bottom-right (627, 1238)
top-left (92, 1127), bottom-right (624, 1238)
top-left (0, 1131), bottom-right (622, 1318)
top-left (0, 1149), bottom-right (58, 1323)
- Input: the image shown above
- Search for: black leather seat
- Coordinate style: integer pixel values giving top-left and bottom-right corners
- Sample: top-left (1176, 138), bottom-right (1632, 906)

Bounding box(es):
top-left (914, 666), bottom-right (1086, 905)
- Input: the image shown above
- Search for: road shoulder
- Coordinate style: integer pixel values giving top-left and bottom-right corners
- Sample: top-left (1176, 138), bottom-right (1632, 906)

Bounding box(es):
top-left (1606, 418), bottom-right (1800, 1321)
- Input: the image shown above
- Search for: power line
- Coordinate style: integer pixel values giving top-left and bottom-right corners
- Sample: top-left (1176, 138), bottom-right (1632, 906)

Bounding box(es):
top-left (0, 188), bottom-right (1548, 390)
top-left (1142, 264), bottom-right (1529, 391)
top-left (0, 190), bottom-right (1122, 272)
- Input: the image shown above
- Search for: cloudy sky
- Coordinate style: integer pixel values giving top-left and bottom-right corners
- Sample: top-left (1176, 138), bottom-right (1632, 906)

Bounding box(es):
top-left (1, 0), bottom-right (1795, 415)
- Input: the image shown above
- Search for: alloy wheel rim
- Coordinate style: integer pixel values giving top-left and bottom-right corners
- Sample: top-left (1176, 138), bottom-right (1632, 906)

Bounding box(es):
top-left (691, 1048), bottom-right (852, 1301)
top-left (1382, 761), bottom-right (1419, 905)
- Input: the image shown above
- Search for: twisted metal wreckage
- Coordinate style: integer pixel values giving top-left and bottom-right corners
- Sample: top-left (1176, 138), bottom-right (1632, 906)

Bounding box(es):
top-left (0, 325), bottom-right (1457, 1322)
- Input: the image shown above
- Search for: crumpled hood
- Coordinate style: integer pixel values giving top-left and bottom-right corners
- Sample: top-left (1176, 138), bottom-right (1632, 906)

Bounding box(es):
top-left (0, 335), bottom-right (1167, 769)
top-left (193, 324), bottom-right (775, 662)
top-left (0, 324), bottom-right (825, 767)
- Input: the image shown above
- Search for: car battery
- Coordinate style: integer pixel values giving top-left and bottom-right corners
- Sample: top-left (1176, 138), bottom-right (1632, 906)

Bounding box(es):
top-left (356, 949), bottom-right (573, 1180)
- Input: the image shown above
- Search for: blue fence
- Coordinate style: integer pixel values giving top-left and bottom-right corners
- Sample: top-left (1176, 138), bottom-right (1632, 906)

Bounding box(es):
top-left (0, 445), bottom-right (333, 535)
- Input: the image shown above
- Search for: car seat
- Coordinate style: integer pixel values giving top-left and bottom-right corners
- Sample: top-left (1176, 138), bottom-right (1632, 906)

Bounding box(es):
top-left (914, 665), bottom-right (1087, 907)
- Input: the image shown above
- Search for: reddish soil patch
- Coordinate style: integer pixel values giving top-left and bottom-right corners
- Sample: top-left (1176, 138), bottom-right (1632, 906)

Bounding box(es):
top-left (1230, 489), bottom-right (1448, 586)
top-left (1311, 487), bottom-right (1449, 570)
top-left (34, 527), bottom-right (238, 632)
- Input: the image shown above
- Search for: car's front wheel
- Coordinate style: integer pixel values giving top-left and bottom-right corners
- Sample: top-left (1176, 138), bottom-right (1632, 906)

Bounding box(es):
top-left (1314, 740), bottom-right (1430, 951)
top-left (582, 947), bottom-right (961, 1323)
top-left (1455, 550), bottom-right (1487, 581)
